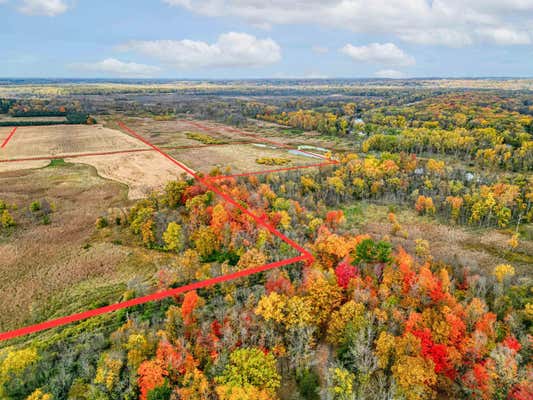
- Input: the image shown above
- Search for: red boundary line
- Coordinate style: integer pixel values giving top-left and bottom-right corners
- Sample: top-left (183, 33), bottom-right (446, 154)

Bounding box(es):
top-left (0, 142), bottom-right (252, 164)
top-left (1, 127), bottom-right (17, 148)
top-left (0, 122), bottom-right (318, 342)
top-left (178, 119), bottom-right (325, 159)
top-left (205, 160), bottom-right (338, 181)
top-left (0, 255), bottom-right (307, 341)
top-left (177, 119), bottom-right (339, 182)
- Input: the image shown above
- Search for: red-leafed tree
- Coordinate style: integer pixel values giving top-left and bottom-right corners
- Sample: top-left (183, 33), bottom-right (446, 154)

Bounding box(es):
top-left (334, 258), bottom-right (358, 289)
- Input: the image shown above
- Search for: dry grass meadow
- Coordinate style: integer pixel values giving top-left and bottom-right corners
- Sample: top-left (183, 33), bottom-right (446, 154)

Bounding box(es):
top-left (0, 163), bottom-right (136, 330)
top-left (68, 151), bottom-right (190, 199)
top-left (344, 203), bottom-right (533, 277)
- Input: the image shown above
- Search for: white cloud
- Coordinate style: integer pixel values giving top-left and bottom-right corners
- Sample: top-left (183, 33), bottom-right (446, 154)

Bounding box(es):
top-left (118, 32), bottom-right (281, 69)
top-left (340, 43), bottom-right (415, 66)
top-left (312, 45), bottom-right (329, 54)
top-left (374, 69), bottom-right (405, 79)
top-left (19, 0), bottom-right (68, 16)
top-left (70, 58), bottom-right (161, 77)
top-left (476, 28), bottom-right (531, 45)
top-left (163, 0), bottom-right (533, 47)
top-left (398, 29), bottom-right (474, 47)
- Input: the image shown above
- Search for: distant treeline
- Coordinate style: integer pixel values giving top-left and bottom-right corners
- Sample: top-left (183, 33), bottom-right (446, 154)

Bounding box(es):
top-left (0, 113), bottom-right (95, 126)
top-left (10, 110), bottom-right (67, 117)
top-left (0, 99), bottom-right (14, 114)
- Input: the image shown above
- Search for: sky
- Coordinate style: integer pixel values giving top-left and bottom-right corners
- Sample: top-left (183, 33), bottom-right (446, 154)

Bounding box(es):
top-left (1, 0), bottom-right (533, 79)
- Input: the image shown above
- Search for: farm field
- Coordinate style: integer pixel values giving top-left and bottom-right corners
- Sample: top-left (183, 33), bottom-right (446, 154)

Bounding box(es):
top-left (1, 119), bottom-right (327, 199)
top-left (0, 123), bottom-right (188, 199)
top-left (0, 124), bottom-right (146, 161)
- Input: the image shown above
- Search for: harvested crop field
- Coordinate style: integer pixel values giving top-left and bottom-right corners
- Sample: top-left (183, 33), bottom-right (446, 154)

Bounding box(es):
top-left (68, 151), bottom-right (192, 199)
top-left (0, 123), bottom-right (192, 199)
top-left (0, 124), bottom-right (147, 161)
top-left (109, 117), bottom-right (250, 147)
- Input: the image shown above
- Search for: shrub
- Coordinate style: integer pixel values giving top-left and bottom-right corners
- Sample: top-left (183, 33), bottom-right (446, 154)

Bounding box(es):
top-left (296, 369), bottom-right (320, 400)
top-left (29, 201), bottom-right (41, 212)
top-left (255, 157), bottom-right (291, 166)
top-left (147, 382), bottom-right (172, 400)
top-left (1, 209), bottom-right (15, 228)
top-left (95, 217), bottom-right (109, 229)
top-left (186, 132), bottom-right (226, 144)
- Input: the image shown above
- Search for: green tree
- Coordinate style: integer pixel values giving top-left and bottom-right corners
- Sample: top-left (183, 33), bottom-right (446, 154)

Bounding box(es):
top-left (163, 222), bottom-right (183, 252)
top-left (147, 382), bottom-right (172, 400)
top-left (164, 181), bottom-right (188, 208)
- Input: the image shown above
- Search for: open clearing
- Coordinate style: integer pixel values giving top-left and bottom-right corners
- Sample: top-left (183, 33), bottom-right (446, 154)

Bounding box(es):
top-left (67, 151), bottom-right (191, 199)
top-left (0, 163), bottom-right (153, 331)
top-left (344, 202), bottom-right (533, 277)
top-left (109, 118), bottom-right (240, 146)
top-left (168, 143), bottom-right (313, 174)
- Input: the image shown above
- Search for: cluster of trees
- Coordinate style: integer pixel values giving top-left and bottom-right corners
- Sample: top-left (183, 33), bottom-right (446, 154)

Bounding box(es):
top-left (257, 109), bottom-right (353, 136)
top-left (361, 92), bottom-right (533, 131)
top-left (1, 144), bottom-right (530, 400)
top-left (0, 113), bottom-right (96, 127)
top-left (0, 198), bottom-right (55, 233)
top-left (255, 157), bottom-right (291, 166)
top-left (186, 132), bottom-right (226, 145)
top-left (0, 99), bottom-right (15, 114)
top-left (249, 92), bottom-right (532, 172)
top-left (362, 128), bottom-right (532, 171)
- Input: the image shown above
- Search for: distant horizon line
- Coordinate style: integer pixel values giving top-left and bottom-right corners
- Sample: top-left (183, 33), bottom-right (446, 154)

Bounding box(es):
top-left (1, 76), bottom-right (533, 83)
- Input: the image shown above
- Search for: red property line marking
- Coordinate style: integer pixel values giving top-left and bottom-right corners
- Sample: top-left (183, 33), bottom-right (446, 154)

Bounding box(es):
top-left (0, 142), bottom-right (252, 164)
top-left (0, 255), bottom-right (307, 341)
top-left (118, 122), bottom-right (313, 258)
top-left (0, 122), bottom-right (315, 342)
top-left (178, 120), bottom-right (326, 159)
top-left (1, 127), bottom-right (17, 148)
top-left (205, 159), bottom-right (339, 182)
